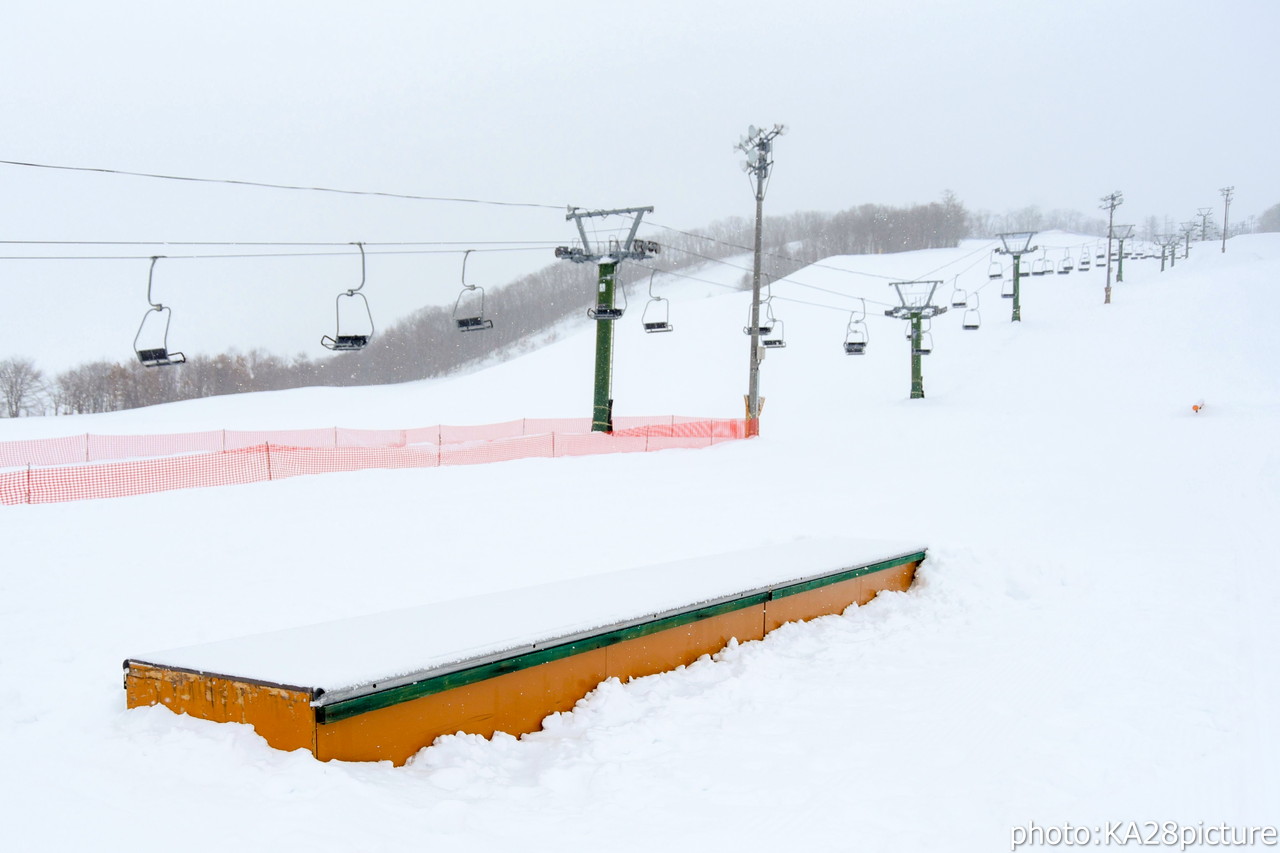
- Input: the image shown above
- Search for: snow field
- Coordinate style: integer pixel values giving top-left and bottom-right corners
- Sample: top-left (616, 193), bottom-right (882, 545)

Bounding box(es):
top-left (0, 233), bottom-right (1277, 851)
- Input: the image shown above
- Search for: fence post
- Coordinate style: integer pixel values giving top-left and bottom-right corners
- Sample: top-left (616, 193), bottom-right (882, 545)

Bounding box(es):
top-left (26, 464), bottom-right (32, 504)
top-left (264, 443), bottom-right (273, 481)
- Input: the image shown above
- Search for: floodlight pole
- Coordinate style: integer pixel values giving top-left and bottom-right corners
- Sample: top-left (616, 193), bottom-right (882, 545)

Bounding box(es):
top-left (556, 205), bottom-right (656, 432)
top-left (995, 232), bottom-right (1037, 322)
top-left (1219, 187), bottom-right (1233, 253)
top-left (1100, 191), bottom-right (1123, 304)
top-left (884, 281), bottom-right (945, 400)
top-left (736, 124), bottom-right (786, 437)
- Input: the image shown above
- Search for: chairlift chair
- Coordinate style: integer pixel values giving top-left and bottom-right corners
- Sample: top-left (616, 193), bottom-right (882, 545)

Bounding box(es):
top-left (641, 270), bottom-right (673, 333)
top-left (1058, 250), bottom-right (1074, 274)
top-left (742, 278), bottom-right (777, 336)
top-left (453, 249), bottom-right (494, 332)
top-left (844, 299), bottom-right (869, 354)
top-left (987, 254), bottom-right (1003, 280)
top-left (1031, 256), bottom-right (1048, 276)
top-left (134, 256), bottom-right (186, 367)
top-left (321, 243), bottom-right (375, 351)
top-left (1001, 276), bottom-right (1015, 299)
top-left (949, 277), bottom-right (967, 308)
top-left (762, 318), bottom-right (786, 348)
top-left (588, 269), bottom-right (628, 320)
top-left (912, 319), bottom-right (933, 355)
top-left (962, 293), bottom-right (981, 330)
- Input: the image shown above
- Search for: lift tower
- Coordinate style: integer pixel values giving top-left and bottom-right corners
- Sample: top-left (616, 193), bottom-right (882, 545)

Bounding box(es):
top-left (884, 280), bottom-right (946, 400)
top-left (996, 231), bottom-right (1037, 321)
top-left (556, 206), bottom-right (656, 432)
top-left (1111, 224), bottom-right (1134, 283)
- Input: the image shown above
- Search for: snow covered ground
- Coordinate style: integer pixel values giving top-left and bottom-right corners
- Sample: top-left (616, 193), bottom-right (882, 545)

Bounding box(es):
top-left (1, 233), bottom-right (1276, 852)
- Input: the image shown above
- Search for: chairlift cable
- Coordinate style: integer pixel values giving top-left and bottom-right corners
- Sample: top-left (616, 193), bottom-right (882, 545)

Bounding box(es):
top-left (0, 157), bottom-right (565, 210)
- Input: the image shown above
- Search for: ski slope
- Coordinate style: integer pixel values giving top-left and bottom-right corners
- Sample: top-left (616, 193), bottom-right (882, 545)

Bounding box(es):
top-left (1, 233), bottom-right (1277, 852)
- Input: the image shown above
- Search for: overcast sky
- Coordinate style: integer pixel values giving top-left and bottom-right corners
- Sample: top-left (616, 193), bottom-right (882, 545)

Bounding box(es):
top-left (2, 0), bottom-right (1276, 366)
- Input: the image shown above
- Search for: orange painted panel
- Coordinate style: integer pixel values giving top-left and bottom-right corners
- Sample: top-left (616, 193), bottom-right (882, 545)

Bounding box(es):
top-left (764, 576), bottom-right (865, 632)
top-left (315, 648), bottom-right (609, 765)
top-left (125, 663), bottom-right (315, 754)
top-left (606, 604), bottom-right (765, 683)
top-left (865, 561), bottom-right (918, 595)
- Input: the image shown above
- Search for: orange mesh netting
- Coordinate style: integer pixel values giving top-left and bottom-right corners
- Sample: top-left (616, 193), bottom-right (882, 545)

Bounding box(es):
top-left (0, 416), bottom-right (747, 505)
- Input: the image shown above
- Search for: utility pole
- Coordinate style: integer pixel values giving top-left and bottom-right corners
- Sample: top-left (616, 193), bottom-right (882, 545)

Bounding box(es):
top-left (884, 281), bottom-right (946, 399)
top-left (995, 232), bottom-right (1037, 321)
top-left (1100, 191), bottom-right (1123, 304)
top-left (555, 206), bottom-right (656, 432)
top-left (1112, 224), bottom-right (1134, 283)
top-left (735, 123), bottom-right (787, 437)
top-left (1220, 186), bottom-right (1234, 253)
top-left (1197, 207), bottom-right (1213, 242)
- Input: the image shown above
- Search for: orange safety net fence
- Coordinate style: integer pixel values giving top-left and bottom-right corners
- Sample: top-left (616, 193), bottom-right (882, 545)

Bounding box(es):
top-left (0, 416), bottom-right (747, 505)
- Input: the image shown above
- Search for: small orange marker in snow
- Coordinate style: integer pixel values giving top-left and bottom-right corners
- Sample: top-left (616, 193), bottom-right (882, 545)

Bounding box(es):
top-left (1192, 399), bottom-right (1205, 414)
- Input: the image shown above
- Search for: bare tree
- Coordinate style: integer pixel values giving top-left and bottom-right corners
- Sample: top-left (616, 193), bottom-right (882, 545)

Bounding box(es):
top-left (0, 357), bottom-right (45, 417)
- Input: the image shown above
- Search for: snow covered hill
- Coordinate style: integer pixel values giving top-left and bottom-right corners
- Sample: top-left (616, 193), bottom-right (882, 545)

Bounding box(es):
top-left (1, 233), bottom-right (1276, 852)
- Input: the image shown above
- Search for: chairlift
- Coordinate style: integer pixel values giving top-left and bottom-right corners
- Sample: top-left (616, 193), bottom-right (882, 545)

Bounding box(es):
top-left (843, 299), bottom-right (869, 355)
top-left (742, 277), bottom-right (776, 336)
top-left (640, 270), bottom-right (673, 333)
top-left (453, 249), bottom-right (494, 332)
top-left (134, 256), bottom-right (186, 367)
top-left (1058, 251), bottom-right (1074, 274)
top-left (1001, 276), bottom-right (1015, 299)
top-left (321, 243), bottom-right (375, 351)
top-left (1078, 249), bottom-right (1091, 271)
top-left (762, 318), bottom-right (786, 348)
top-left (1031, 255), bottom-right (1048, 276)
top-left (987, 253), bottom-right (1003, 280)
top-left (912, 318), bottom-right (934, 355)
top-left (949, 277), bottom-right (967, 308)
top-left (587, 267), bottom-right (628, 320)
top-left (962, 293), bottom-right (981, 330)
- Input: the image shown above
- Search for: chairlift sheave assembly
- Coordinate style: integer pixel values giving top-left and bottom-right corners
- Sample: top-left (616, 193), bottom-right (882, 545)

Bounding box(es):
top-left (640, 270), bottom-right (673, 333)
top-left (321, 242), bottom-right (375, 351)
top-left (453, 250), bottom-right (494, 332)
top-left (134, 255), bottom-right (186, 367)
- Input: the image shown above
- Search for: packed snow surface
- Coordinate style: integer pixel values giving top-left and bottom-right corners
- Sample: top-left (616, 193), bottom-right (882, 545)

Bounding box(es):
top-left (131, 537), bottom-right (924, 695)
top-left (1, 233), bottom-right (1277, 852)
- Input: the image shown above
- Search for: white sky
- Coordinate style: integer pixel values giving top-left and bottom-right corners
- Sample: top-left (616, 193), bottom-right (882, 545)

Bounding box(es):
top-left (1, 0), bottom-right (1276, 363)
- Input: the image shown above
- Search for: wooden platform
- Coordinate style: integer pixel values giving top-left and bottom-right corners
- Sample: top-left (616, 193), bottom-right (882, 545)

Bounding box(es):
top-left (124, 538), bottom-right (925, 764)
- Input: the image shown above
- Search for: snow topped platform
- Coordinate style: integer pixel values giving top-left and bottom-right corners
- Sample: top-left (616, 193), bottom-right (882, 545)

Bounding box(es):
top-left (125, 537), bottom-right (926, 764)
